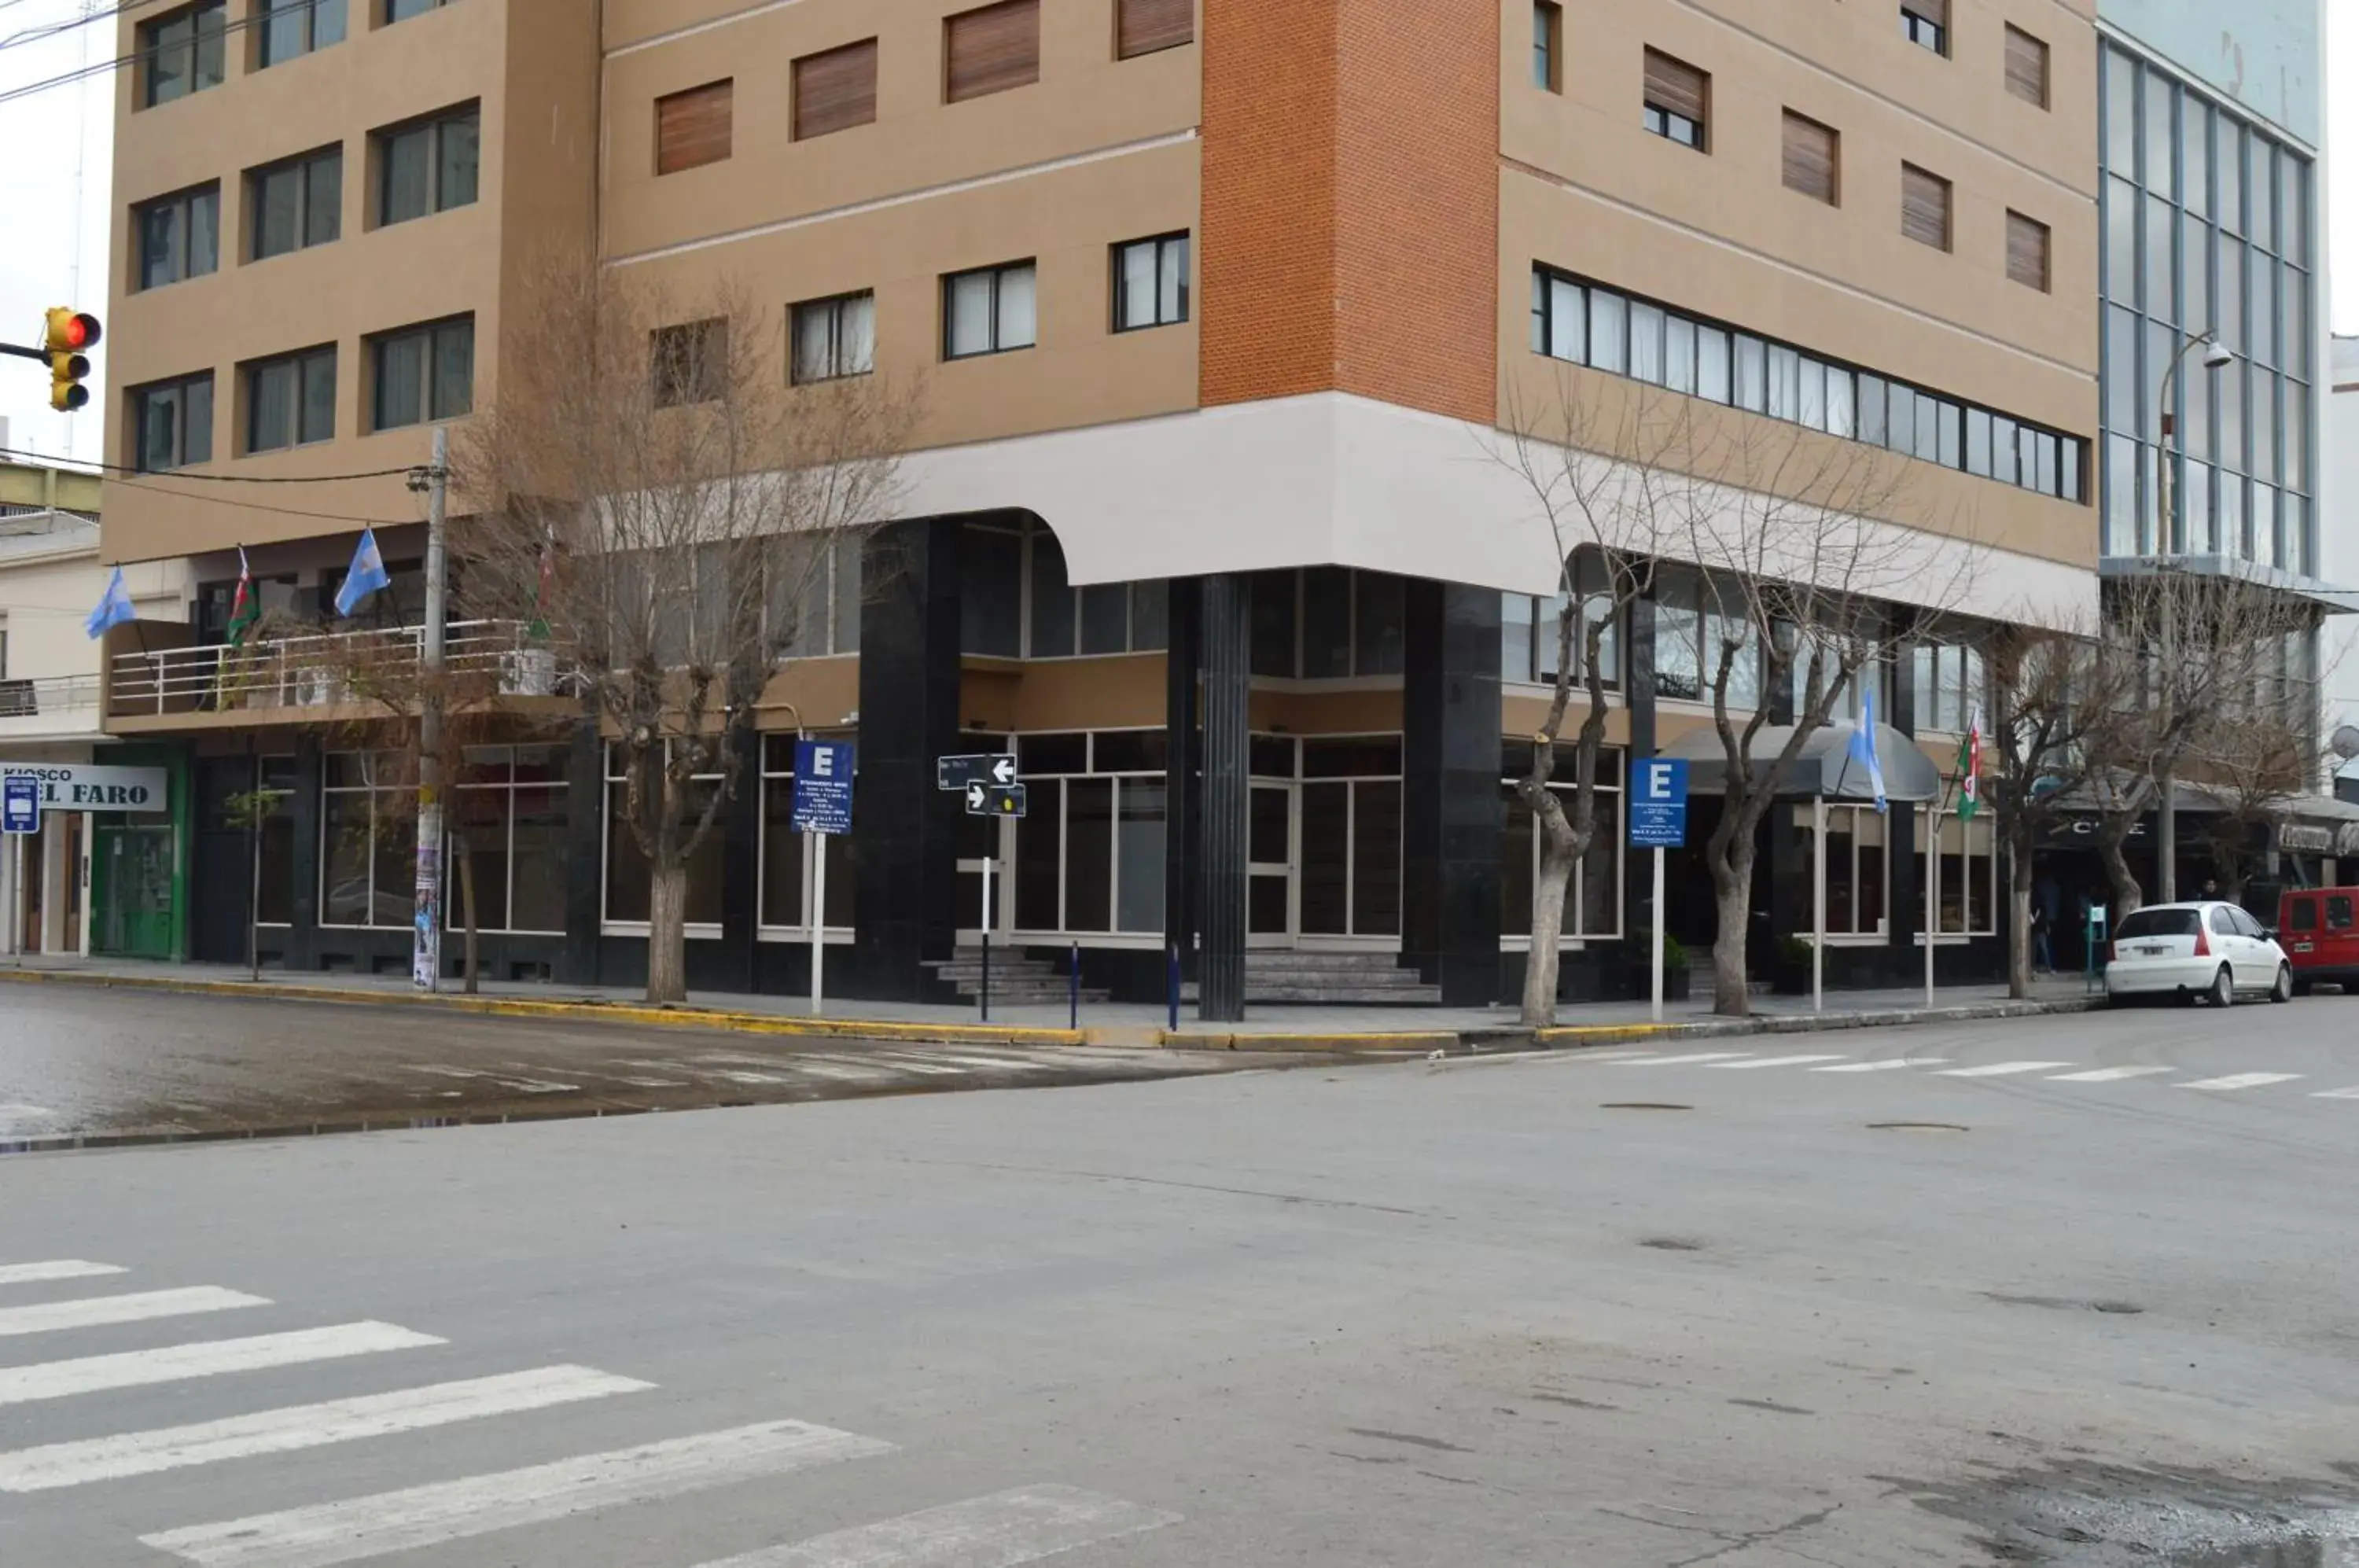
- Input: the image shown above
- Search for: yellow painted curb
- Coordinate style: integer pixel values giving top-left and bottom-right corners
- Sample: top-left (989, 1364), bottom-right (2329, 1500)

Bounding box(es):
top-left (1163, 1030), bottom-right (1463, 1054)
top-left (1532, 1023), bottom-right (1685, 1043)
top-left (0, 966), bottom-right (1088, 1049)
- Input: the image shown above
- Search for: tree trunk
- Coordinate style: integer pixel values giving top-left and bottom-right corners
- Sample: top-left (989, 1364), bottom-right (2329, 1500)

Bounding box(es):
top-left (2007, 844), bottom-right (2034, 1000)
top-left (646, 861), bottom-right (689, 1004)
top-left (458, 837), bottom-right (480, 996)
top-left (1711, 861), bottom-right (1751, 1018)
top-left (2096, 828), bottom-right (2143, 924)
top-left (1521, 830), bottom-right (1575, 1027)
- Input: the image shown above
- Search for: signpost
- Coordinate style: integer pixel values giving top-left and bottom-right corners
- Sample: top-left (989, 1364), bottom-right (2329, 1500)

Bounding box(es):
top-left (937, 753), bottom-right (1018, 792)
top-left (1, 777), bottom-right (35, 836)
top-left (939, 754), bottom-right (1025, 1020)
top-left (1628, 758), bottom-right (1689, 1024)
top-left (789, 739), bottom-right (856, 1015)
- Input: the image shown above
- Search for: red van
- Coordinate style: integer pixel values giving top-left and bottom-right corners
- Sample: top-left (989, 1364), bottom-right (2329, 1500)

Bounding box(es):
top-left (2276, 888), bottom-right (2359, 994)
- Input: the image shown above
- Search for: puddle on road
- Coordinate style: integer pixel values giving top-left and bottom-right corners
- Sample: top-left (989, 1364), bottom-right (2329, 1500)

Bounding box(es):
top-left (1897, 1459), bottom-right (2359, 1566)
top-left (2163, 1544), bottom-right (2359, 1566)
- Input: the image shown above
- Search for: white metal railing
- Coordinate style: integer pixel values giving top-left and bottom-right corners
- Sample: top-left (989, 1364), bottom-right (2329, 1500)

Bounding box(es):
top-left (107, 620), bottom-right (558, 718)
top-left (0, 672), bottom-right (101, 719)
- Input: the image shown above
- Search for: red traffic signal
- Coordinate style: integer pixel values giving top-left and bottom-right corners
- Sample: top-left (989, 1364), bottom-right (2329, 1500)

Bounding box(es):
top-left (44, 308), bottom-right (99, 354)
top-left (42, 309), bottom-right (99, 414)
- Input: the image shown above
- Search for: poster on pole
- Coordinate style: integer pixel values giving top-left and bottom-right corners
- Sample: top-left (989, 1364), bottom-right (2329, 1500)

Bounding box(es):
top-left (1628, 759), bottom-right (1689, 848)
top-left (791, 741), bottom-right (856, 834)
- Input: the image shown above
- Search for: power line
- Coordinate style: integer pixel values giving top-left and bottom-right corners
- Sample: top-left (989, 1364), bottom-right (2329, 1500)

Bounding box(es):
top-left (0, 0), bottom-right (174, 53)
top-left (96, 466), bottom-right (418, 526)
top-left (0, 4), bottom-right (293, 107)
top-left (0, 447), bottom-right (424, 484)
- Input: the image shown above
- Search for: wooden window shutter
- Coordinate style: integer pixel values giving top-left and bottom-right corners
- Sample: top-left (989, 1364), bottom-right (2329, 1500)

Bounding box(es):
top-left (1901, 163), bottom-right (1951, 250)
top-left (1117, 0), bottom-right (1193, 59)
top-left (2004, 25), bottom-right (2049, 108)
top-left (2007, 211), bottom-right (2051, 291)
top-left (1781, 111), bottom-right (1837, 204)
top-left (793, 39), bottom-right (878, 140)
top-left (1900, 0), bottom-right (1948, 27)
top-left (945, 0), bottom-right (1040, 103)
top-left (1643, 48), bottom-right (1707, 124)
top-left (655, 79), bottom-right (732, 175)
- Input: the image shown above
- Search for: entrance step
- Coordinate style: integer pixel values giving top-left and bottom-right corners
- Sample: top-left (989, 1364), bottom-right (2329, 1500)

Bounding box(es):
top-left (1183, 950), bottom-right (1446, 1006)
top-left (922, 951), bottom-right (1111, 1007)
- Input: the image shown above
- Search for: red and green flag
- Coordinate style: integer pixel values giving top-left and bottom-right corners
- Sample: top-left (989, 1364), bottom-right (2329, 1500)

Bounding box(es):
top-left (1955, 706), bottom-right (1983, 820)
top-left (225, 547), bottom-right (259, 646)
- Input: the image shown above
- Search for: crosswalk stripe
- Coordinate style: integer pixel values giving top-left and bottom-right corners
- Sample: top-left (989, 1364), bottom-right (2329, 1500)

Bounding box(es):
top-left (1934, 1062), bottom-right (2074, 1078)
top-left (864, 1058), bottom-right (969, 1077)
top-left (916, 1054), bottom-right (1054, 1073)
top-left (1611, 1052), bottom-right (1752, 1066)
top-left (0, 1365), bottom-right (651, 1493)
top-left (141, 1419), bottom-right (896, 1568)
top-left (2309, 1086), bottom-right (2359, 1099)
top-left (0, 1322), bottom-right (444, 1408)
top-left (0, 1261), bottom-right (125, 1287)
top-left (0, 1287), bottom-right (267, 1339)
top-left (2045, 1066), bottom-right (2178, 1082)
top-left (2177, 1072), bottom-right (2303, 1091)
top-left (0, 1103), bottom-right (60, 1121)
top-left (1812, 1058), bottom-right (1950, 1073)
top-left (695, 1483), bottom-right (1181, 1568)
top-left (1709, 1055), bottom-right (1846, 1070)
top-left (1564, 1050), bottom-right (1661, 1063)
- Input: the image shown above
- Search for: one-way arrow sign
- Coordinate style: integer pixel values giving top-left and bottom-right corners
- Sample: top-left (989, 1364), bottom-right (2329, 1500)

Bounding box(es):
top-left (937, 753), bottom-right (1018, 791)
top-left (965, 782), bottom-right (1027, 817)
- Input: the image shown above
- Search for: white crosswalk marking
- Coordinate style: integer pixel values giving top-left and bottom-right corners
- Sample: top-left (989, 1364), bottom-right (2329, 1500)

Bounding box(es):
top-left (0, 1286), bottom-right (267, 1339)
top-left (141, 1419), bottom-right (896, 1568)
top-left (0, 1366), bottom-right (651, 1492)
top-left (918, 1054), bottom-right (1054, 1073)
top-left (2309, 1086), bottom-right (2359, 1099)
top-left (1563, 1051), bottom-right (1661, 1063)
top-left (2178, 1072), bottom-right (2303, 1091)
top-left (1934, 1061), bottom-right (2075, 1078)
top-left (696, 1484), bottom-right (1181, 1568)
top-left (788, 1060), bottom-right (900, 1084)
top-left (0, 1103), bottom-right (60, 1121)
top-left (1812, 1059), bottom-right (1950, 1073)
top-left (866, 1058), bottom-right (969, 1077)
top-left (0, 1261), bottom-right (125, 1287)
top-left (0, 1322), bottom-right (443, 1408)
top-left (1611, 1052), bottom-right (1753, 1066)
top-left (2045, 1066), bottom-right (2178, 1082)
top-left (1709, 1055), bottom-right (1846, 1070)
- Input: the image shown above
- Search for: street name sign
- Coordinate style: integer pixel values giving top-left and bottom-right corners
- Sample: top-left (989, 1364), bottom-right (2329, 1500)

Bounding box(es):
top-left (1, 777), bottom-right (35, 835)
top-left (937, 753), bottom-right (1018, 791)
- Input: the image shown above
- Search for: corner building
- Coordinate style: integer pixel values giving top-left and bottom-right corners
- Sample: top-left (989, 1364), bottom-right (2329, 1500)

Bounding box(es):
top-left (98, 0), bottom-right (2103, 1008)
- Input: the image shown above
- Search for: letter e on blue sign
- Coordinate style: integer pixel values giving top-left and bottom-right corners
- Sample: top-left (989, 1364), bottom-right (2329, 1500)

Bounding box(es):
top-left (1628, 756), bottom-right (1687, 848)
top-left (790, 740), bottom-right (856, 836)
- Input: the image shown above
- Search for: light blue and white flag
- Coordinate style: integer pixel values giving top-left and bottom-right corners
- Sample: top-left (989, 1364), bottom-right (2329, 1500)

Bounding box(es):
top-left (333, 528), bottom-right (392, 617)
top-left (83, 567), bottom-right (136, 639)
top-left (1846, 686), bottom-right (1889, 814)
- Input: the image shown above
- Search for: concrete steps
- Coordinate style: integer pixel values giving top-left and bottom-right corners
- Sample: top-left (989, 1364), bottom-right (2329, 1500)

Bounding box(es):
top-left (922, 951), bottom-right (1112, 1007)
top-left (1184, 951), bottom-right (1444, 1006)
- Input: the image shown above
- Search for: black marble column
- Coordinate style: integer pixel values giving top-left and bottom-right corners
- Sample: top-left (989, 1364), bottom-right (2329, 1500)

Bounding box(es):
top-left (1164, 578), bottom-right (1202, 989)
top-left (1888, 635), bottom-right (1921, 974)
top-left (853, 517), bottom-right (965, 999)
top-left (1198, 573), bottom-right (1249, 1022)
top-left (1622, 591), bottom-right (1659, 943)
top-left (1402, 580), bottom-right (1503, 1005)
top-left (285, 736), bottom-right (323, 971)
top-left (716, 724), bottom-right (764, 993)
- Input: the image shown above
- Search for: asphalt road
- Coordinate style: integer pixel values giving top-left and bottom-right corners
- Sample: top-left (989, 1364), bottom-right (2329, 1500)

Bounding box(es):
top-left (7, 1003), bottom-right (2359, 1565)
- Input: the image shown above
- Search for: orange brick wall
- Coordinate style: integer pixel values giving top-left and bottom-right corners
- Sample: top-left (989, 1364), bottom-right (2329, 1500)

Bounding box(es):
top-left (1198, 0), bottom-right (1499, 421)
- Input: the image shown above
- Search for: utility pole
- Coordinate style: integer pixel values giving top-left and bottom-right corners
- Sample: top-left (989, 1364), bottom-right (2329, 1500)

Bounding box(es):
top-left (413, 427), bottom-right (451, 992)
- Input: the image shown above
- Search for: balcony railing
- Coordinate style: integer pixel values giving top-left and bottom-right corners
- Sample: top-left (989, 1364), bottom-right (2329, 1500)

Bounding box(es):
top-left (107, 620), bottom-right (558, 720)
top-left (0, 673), bottom-right (102, 720)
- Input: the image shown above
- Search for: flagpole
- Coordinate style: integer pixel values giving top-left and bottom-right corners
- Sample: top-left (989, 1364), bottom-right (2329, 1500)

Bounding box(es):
top-left (1812, 792), bottom-right (1826, 1014)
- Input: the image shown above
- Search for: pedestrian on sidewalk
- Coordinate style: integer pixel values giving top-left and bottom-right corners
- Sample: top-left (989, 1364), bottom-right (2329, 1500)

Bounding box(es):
top-left (2030, 904), bottom-right (2053, 975)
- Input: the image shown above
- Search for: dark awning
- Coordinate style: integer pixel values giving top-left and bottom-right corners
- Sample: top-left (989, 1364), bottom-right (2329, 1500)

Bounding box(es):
top-left (1658, 721), bottom-right (1942, 803)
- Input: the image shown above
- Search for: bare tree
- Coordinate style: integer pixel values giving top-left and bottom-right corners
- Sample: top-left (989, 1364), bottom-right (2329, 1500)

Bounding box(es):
top-left (453, 256), bottom-right (918, 1003)
top-left (2184, 651), bottom-right (2327, 902)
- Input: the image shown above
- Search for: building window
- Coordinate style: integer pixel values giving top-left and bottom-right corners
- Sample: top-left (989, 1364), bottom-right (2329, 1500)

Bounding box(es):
top-left (447, 746), bottom-right (569, 935)
top-left (1279, 737), bottom-right (1404, 940)
top-left (944, 260), bottom-right (1037, 359)
top-left (1117, 0), bottom-right (1193, 60)
top-left (385, 0), bottom-right (453, 20)
top-left (760, 735), bottom-right (856, 934)
top-left (2004, 24), bottom-right (2049, 109)
top-left (256, 0), bottom-right (344, 68)
top-left (1500, 745), bottom-right (1625, 945)
top-left (791, 293), bottom-right (874, 385)
top-left (1911, 640), bottom-right (1985, 733)
top-left (655, 79), bottom-right (732, 174)
top-left (603, 745), bottom-right (725, 930)
top-left (652, 318), bottom-right (729, 407)
top-left (1501, 554), bottom-right (1622, 688)
top-left (1010, 731), bottom-right (1169, 938)
top-left (377, 105), bottom-right (479, 225)
top-left (1901, 162), bottom-right (1952, 251)
top-left (1923, 812), bottom-right (1996, 935)
top-left (959, 516), bottom-right (1166, 659)
top-left (945, 0), bottom-right (1040, 103)
top-left (245, 346), bottom-right (337, 453)
top-left (1533, 2), bottom-right (1562, 91)
top-left (2007, 211), bottom-right (2051, 292)
top-left (1113, 234), bottom-right (1189, 331)
top-left (1781, 110), bottom-right (1838, 205)
top-left (1642, 49), bottom-right (1707, 149)
top-left (1806, 805), bottom-right (1890, 939)
top-left (250, 147), bottom-right (341, 260)
top-left (134, 184), bottom-right (219, 290)
top-left (792, 42), bottom-right (876, 141)
top-left (321, 753), bottom-right (418, 929)
top-left (141, 2), bottom-right (226, 108)
top-left (1900, 0), bottom-right (1947, 57)
top-left (1531, 266), bottom-right (2085, 503)
top-left (765, 532), bottom-right (864, 657)
top-left (370, 316), bottom-right (473, 429)
top-left (132, 374), bottom-right (215, 472)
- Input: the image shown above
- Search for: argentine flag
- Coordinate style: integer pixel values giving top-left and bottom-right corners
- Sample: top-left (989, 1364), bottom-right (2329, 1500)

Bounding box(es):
top-left (1846, 686), bottom-right (1889, 814)
top-left (83, 567), bottom-right (137, 640)
top-left (334, 528), bottom-right (392, 617)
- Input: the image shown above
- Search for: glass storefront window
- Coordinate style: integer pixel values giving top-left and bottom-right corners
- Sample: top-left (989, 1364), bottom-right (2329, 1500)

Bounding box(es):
top-left (602, 745), bottom-right (723, 928)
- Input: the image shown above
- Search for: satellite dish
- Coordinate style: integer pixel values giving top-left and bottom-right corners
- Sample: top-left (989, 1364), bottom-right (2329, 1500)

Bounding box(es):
top-left (2334, 725), bottom-right (2359, 761)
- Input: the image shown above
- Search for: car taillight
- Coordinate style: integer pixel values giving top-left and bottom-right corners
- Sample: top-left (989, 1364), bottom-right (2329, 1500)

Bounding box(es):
top-left (2192, 922), bottom-right (2210, 958)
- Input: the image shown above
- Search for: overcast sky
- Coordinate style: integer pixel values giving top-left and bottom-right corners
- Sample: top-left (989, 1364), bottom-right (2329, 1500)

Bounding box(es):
top-left (0, 1), bottom-right (2353, 466)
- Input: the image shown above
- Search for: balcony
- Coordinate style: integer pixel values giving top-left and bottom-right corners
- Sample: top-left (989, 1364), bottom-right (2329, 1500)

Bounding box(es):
top-left (0, 673), bottom-right (106, 740)
top-left (106, 621), bottom-right (559, 724)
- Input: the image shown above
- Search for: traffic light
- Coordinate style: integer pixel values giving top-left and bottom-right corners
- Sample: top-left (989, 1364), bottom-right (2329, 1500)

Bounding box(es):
top-left (43, 308), bottom-right (99, 413)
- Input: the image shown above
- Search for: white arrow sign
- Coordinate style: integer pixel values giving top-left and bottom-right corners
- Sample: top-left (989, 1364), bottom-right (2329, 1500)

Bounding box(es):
top-left (966, 782), bottom-right (986, 811)
top-left (991, 755), bottom-right (1018, 785)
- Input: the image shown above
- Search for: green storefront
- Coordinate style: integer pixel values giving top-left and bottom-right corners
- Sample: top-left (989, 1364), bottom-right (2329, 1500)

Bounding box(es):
top-left (86, 744), bottom-right (190, 962)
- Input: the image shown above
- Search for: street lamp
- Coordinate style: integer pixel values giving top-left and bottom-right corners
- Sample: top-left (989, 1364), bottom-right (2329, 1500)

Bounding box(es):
top-left (2152, 329), bottom-right (2234, 904)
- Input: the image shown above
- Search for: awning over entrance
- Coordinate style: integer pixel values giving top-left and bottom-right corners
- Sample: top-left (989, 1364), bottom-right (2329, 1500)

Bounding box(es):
top-left (1658, 721), bottom-right (1941, 803)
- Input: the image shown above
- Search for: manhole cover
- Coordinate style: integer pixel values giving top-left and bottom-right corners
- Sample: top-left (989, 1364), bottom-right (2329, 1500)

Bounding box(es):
top-left (1868, 1121), bottom-right (1971, 1133)
top-left (1639, 1237), bottom-right (1706, 1251)
top-left (1601, 1102), bottom-right (1692, 1111)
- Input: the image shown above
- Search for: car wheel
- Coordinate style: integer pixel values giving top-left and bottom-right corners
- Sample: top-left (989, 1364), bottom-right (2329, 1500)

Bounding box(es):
top-left (2272, 965), bottom-right (2294, 1004)
top-left (2210, 966), bottom-right (2234, 1008)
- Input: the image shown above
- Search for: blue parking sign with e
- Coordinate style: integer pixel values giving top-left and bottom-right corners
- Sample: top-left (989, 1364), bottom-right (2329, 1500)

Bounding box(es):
top-left (1628, 757), bottom-right (1688, 848)
top-left (1, 776), bottom-right (35, 836)
top-left (789, 740), bottom-right (856, 835)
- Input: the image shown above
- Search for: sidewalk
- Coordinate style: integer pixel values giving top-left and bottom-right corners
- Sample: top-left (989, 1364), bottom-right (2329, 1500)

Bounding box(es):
top-left (0, 952), bottom-right (2103, 1052)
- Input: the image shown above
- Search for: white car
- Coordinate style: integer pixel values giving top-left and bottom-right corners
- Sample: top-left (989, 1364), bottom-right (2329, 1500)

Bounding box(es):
top-left (2105, 900), bottom-right (2293, 1007)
